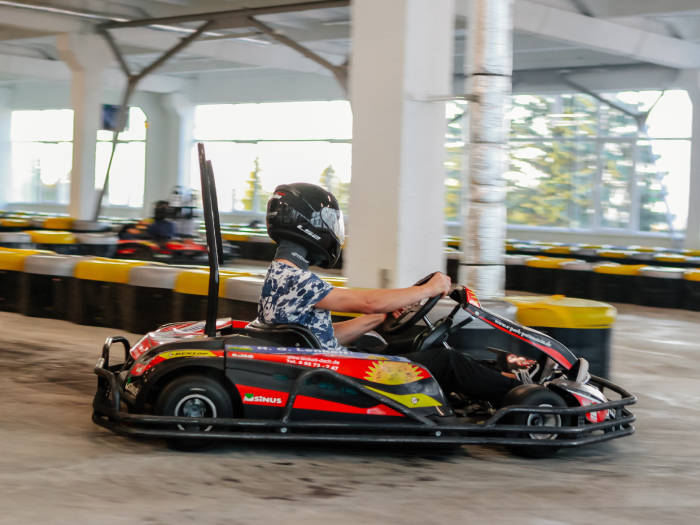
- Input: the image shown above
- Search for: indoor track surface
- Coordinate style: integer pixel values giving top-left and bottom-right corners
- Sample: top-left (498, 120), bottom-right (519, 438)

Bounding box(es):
top-left (0, 304), bottom-right (698, 524)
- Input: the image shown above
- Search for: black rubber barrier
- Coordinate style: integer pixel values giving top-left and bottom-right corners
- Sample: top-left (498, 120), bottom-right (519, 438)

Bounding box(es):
top-left (683, 280), bottom-right (700, 311)
top-left (19, 273), bottom-right (71, 320)
top-left (637, 274), bottom-right (683, 309)
top-left (67, 277), bottom-right (126, 328)
top-left (555, 268), bottom-right (593, 299)
top-left (0, 269), bottom-right (21, 312)
top-left (590, 273), bottom-right (641, 304)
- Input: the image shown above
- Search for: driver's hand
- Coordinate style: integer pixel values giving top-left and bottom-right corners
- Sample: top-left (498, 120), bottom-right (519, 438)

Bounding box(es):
top-left (425, 272), bottom-right (451, 297)
top-left (391, 307), bottom-right (405, 319)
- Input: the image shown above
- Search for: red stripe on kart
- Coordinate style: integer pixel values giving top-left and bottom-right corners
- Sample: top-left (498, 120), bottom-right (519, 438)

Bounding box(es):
top-left (292, 396), bottom-right (404, 417)
top-left (478, 316), bottom-right (573, 368)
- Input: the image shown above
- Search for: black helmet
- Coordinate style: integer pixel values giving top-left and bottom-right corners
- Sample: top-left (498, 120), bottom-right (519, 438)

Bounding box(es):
top-left (266, 183), bottom-right (345, 268)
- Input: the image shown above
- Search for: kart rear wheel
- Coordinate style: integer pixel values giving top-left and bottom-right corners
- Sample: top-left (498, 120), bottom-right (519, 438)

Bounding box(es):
top-left (501, 384), bottom-right (568, 458)
top-left (155, 374), bottom-right (235, 450)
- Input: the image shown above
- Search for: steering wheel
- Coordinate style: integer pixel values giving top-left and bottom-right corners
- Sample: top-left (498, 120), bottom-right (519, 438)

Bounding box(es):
top-left (379, 273), bottom-right (442, 335)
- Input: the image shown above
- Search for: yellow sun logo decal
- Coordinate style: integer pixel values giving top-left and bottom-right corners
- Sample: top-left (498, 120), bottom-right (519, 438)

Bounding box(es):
top-left (364, 361), bottom-right (425, 385)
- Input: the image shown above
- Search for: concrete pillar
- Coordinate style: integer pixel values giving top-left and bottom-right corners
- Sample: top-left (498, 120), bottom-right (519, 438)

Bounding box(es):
top-left (0, 88), bottom-right (12, 208)
top-left (347, 0), bottom-right (455, 288)
top-left (163, 93), bottom-right (195, 189)
top-left (56, 33), bottom-right (110, 220)
top-left (682, 72), bottom-right (700, 249)
top-left (459, 0), bottom-right (513, 298)
top-left (133, 92), bottom-right (191, 217)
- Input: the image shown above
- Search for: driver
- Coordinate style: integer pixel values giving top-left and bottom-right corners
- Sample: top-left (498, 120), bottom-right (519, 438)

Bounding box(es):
top-left (251, 183), bottom-right (526, 404)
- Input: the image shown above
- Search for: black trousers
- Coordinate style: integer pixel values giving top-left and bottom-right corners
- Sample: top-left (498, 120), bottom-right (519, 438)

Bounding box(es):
top-left (405, 347), bottom-right (521, 403)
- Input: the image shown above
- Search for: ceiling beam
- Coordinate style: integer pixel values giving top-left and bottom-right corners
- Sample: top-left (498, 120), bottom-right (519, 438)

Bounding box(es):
top-left (580, 0), bottom-right (700, 18)
top-left (0, 4), bottom-right (85, 33)
top-left (112, 27), bottom-right (341, 75)
top-left (0, 52), bottom-right (185, 93)
top-left (457, 0), bottom-right (700, 70)
top-left (99, 0), bottom-right (349, 30)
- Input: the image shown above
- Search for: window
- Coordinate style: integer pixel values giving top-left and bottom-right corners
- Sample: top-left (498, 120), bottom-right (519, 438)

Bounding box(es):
top-left (506, 90), bottom-right (691, 233)
top-left (191, 101), bottom-right (353, 213)
top-left (446, 90), bottom-right (692, 233)
top-left (10, 109), bottom-right (73, 204)
top-left (9, 107), bottom-right (147, 207)
top-left (95, 107), bottom-right (147, 207)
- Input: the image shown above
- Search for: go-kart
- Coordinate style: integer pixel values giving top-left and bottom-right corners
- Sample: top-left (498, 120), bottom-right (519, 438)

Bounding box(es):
top-left (116, 228), bottom-right (236, 265)
top-left (116, 237), bottom-right (210, 264)
top-left (92, 144), bottom-right (635, 456)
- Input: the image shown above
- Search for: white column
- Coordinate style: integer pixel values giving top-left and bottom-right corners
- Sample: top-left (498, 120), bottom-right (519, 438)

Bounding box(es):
top-left (138, 92), bottom-right (194, 217)
top-left (163, 92), bottom-right (195, 189)
top-left (683, 73), bottom-right (700, 249)
top-left (347, 0), bottom-right (454, 288)
top-left (0, 88), bottom-right (12, 208)
top-left (56, 33), bottom-right (110, 220)
top-left (459, 0), bottom-right (513, 299)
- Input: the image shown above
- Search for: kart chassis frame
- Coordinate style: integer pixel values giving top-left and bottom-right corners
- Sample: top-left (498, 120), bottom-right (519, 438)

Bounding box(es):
top-left (93, 336), bottom-right (636, 448)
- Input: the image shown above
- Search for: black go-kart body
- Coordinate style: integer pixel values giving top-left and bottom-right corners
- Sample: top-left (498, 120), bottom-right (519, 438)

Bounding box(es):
top-left (93, 299), bottom-right (635, 455)
top-left (92, 144), bottom-right (636, 456)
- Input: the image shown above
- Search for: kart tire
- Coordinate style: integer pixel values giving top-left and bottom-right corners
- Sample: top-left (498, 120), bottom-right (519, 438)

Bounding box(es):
top-left (155, 374), bottom-right (234, 450)
top-left (501, 384), bottom-right (568, 458)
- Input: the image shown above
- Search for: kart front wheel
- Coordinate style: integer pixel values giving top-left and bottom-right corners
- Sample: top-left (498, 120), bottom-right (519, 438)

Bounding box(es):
top-left (502, 384), bottom-right (568, 458)
top-left (155, 374), bottom-right (234, 450)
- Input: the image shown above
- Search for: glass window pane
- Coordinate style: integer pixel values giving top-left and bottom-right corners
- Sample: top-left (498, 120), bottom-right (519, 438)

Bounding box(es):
top-left (11, 109), bottom-right (73, 141)
top-left (644, 90), bottom-right (692, 139)
top-left (95, 142), bottom-right (145, 207)
top-left (193, 101), bottom-right (352, 141)
top-left (506, 141), bottom-right (595, 228)
top-left (555, 94), bottom-right (598, 138)
top-left (444, 101), bottom-right (466, 221)
top-left (190, 141), bottom-right (352, 213)
top-left (600, 142), bottom-right (634, 228)
top-left (509, 95), bottom-right (557, 138)
top-left (637, 140), bottom-right (690, 232)
top-left (9, 142), bottom-right (72, 203)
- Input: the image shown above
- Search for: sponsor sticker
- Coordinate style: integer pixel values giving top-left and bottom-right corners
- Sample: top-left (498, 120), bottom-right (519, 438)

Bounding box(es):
top-left (161, 350), bottom-right (218, 359)
top-left (243, 393), bottom-right (285, 406)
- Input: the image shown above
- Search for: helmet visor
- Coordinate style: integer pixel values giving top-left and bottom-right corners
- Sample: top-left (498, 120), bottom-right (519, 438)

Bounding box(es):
top-left (313, 207), bottom-right (345, 245)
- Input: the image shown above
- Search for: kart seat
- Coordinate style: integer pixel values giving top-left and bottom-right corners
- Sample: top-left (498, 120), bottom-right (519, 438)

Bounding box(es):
top-left (243, 321), bottom-right (322, 349)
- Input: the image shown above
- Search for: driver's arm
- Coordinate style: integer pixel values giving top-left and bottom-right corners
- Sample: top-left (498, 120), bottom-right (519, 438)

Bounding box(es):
top-left (332, 314), bottom-right (386, 345)
top-left (315, 272), bottom-right (451, 314)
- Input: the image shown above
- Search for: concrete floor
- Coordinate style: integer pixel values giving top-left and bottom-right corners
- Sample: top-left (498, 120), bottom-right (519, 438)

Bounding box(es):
top-left (0, 304), bottom-right (698, 525)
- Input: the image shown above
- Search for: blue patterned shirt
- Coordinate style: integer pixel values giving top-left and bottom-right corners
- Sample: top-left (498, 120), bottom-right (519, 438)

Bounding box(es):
top-left (254, 260), bottom-right (341, 350)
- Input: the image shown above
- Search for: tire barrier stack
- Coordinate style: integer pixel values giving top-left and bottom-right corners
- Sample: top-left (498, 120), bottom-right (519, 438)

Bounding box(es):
top-left (504, 295), bottom-right (616, 378)
top-left (75, 233), bottom-right (118, 257)
top-left (20, 254), bottom-right (90, 319)
top-left (0, 249), bottom-right (50, 311)
top-left (26, 231), bottom-right (79, 255)
top-left (506, 255), bottom-right (700, 309)
top-left (0, 245), bottom-right (618, 378)
top-left (0, 232), bottom-right (33, 250)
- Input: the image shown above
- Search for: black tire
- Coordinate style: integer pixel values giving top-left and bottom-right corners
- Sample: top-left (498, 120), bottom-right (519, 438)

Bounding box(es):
top-left (501, 384), bottom-right (568, 458)
top-left (155, 374), bottom-right (234, 450)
